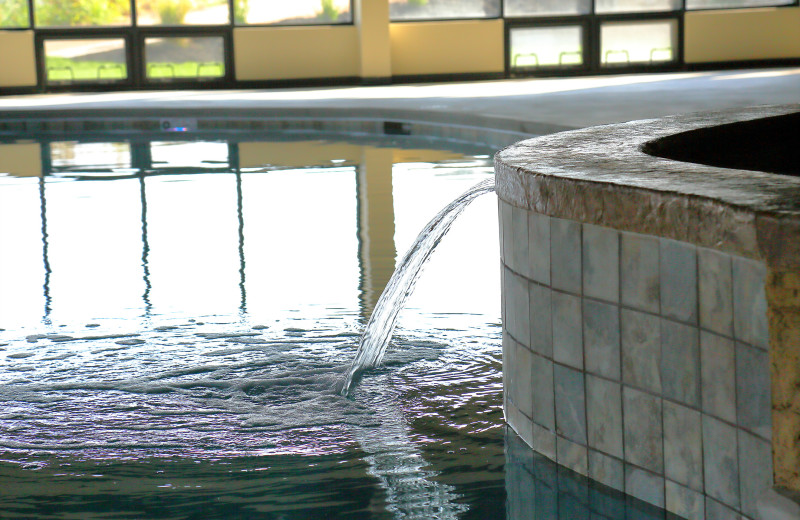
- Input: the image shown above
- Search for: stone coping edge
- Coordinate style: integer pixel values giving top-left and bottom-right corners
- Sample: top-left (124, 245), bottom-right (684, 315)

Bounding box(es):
top-left (494, 104), bottom-right (800, 268)
top-left (0, 106), bottom-right (574, 146)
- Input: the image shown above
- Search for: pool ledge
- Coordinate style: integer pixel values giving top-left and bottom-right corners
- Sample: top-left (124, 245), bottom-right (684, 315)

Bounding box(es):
top-left (495, 104), bottom-right (800, 267)
top-left (0, 105), bottom-right (571, 150)
top-left (495, 104), bottom-right (800, 520)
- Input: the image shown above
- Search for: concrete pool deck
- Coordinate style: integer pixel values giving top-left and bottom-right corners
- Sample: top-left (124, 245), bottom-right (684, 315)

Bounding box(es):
top-left (1, 67), bottom-right (799, 135)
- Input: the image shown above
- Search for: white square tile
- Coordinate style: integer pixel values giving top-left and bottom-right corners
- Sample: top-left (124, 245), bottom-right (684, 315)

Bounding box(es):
top-left (620, 232), bottom-right (660, 313)
top-left (663, 401), bottom-right (703, 491)
top-left (623, 386), bottom-right (663, 473)
top-left (583, 224), bottom-right (619, 302)
top-left (552, 291), bottom-right (583, 369)
top-left (586, 375), bottom-right (623, 458)
top-left (701, 331), bottom-right (736, 423)
top-left (660, 238), bottom-right (698, 324)
top-left (529, 212), bottom-right (550, 285)
top-left (732, 257), bottom-right (768, 350)
top-left (584, 299), bottom-right (621, 380)
top-left (551, 217), bottom-right (582, 294)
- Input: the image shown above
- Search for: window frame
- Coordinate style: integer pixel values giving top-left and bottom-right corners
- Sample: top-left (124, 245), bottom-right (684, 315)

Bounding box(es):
top-left (36, 29), bottom-right (136, 90)
top-left (593, 11), bottom-right (684, 70)
top-left (505, 17), bottom-right (592, 75)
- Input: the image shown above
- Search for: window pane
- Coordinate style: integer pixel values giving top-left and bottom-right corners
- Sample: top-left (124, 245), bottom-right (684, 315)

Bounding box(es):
top-left (504, 0), bottom-right (590, 17)
top-left (595, 0), bottom-right (679, 13)
top-left (389, 0), bottom-right (500, 21)
top-left (600, 20), bottom-right (677, 66)
top-left (34, 0), bottom-right (131, 27)
top-left (235, 0), bottom-right (352, 25)
top-left (510, 26), bottom-right (583, 69)
top-left (687, 0), bottom-right (792, 8)
top-left (44, 39), bottom-right (128, 83)
top-left (1, 0), bottom-right (30, 28)
top-left (50, 142), bottom-right (132, 176)
top-left (136, 0), bottom-right (228, 26)
top-left (150, 141), bottom-right (229, 169)
top-left (145, 37), bottom-right (225, 81)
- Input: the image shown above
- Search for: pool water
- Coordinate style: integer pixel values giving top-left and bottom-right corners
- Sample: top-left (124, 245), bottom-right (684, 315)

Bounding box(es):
top-left (0, 132), bottom-right (667, 520)
top-left (0, 133), bottom-right (507, 519)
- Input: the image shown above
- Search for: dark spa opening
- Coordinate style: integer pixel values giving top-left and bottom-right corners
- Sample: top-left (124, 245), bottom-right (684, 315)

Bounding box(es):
top-left (642, 111), bottom-right (800, 177)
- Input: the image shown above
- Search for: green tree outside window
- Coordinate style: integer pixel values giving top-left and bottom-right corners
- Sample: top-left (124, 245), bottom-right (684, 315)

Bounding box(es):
top-left (1, 0), bottom-right (30, 28)
top-left (34, 0), bottom-right (131, 27)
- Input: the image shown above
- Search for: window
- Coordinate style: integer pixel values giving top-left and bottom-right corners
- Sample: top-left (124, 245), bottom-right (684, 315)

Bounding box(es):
top-left (1, 0), bottom-right (30, 28)
top-left (389, 0), bottom-right (500, 21)
top-left (509, 26), bottom-right (583, 69)
top-left (595, 0), bottom-right (680, 13)
top-left (145, 36), bottom-right (225, 81)
top-left (135, 0), bottom-right (229, 26)
top-left (600, 20), bottom-right (677, 66)
top-left (49, 141), bottom-right (132, 176)
top-left (150, 141), bottom-right (229, 169)
top-left (504, 0), bottom-right (590, 18)
top-left (44, 39), bottom-right (128, 83)
top-left (33, 0), bottom-right (131, 27)
top-left (235, 0), bottom-right (353, 25)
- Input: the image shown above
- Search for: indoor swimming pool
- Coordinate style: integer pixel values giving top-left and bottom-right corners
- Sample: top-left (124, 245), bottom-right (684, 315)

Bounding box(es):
top-left (0, 126), bottom-right (667, 519)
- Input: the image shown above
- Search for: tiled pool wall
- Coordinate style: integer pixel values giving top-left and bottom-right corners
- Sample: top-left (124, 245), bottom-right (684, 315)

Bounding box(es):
top-left (505, 425), bottom-right (672, 520)
top-left (494, 105), bottom-right (800, 520)
top-left (499, 201), bottom-right (772, 519)
top-left (499, 203), bottom-right (773, 520)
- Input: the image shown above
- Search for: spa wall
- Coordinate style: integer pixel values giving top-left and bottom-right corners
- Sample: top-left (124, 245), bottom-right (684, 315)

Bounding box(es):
top-left (499, 200), bottom-right (773, 520)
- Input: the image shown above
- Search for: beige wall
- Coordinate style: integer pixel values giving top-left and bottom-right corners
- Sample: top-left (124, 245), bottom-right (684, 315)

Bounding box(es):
top-left (685, 7), bottom-right (800, 63)
top-left (389, 20), bottom-right (504, 76)
top-left (355, 0), bottom-right (391, 78)
top-left (238, 141), bottom-right (465, 168)
top-left (0, 143), bottom-right (42, 177)
top-left (233, 26), bottom-right (360, 81)
top-left (0, 31), bottom-right (37, 88)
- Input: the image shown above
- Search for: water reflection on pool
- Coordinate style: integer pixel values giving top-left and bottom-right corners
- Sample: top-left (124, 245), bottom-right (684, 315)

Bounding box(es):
top-left (0, 134), bottom-right (507, 518)
top-left (0, 132), bottom-right (666, 519)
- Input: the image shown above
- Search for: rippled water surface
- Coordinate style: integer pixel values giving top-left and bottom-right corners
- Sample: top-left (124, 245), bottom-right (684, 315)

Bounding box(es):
top-left (0, 132), bottom-right (675, 520)
top-left (0, 134), bottom-right (507, 518)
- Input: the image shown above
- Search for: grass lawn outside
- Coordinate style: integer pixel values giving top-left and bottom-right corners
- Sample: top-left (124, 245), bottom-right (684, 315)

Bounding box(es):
top-left (46, 58), bottom-right (127, 82)
top-left (45, 58), bottom-right (225, 83)
top-left (147, 61), bottom-right (225, 79)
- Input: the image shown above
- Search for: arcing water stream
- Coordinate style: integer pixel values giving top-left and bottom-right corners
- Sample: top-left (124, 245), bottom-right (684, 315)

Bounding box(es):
top-left (339, 178), bottom-right (496, 396)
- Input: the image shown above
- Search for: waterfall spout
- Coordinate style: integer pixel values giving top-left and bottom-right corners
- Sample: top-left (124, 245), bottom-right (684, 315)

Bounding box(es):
top-left (339, 178), bottom-right (495, 396)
